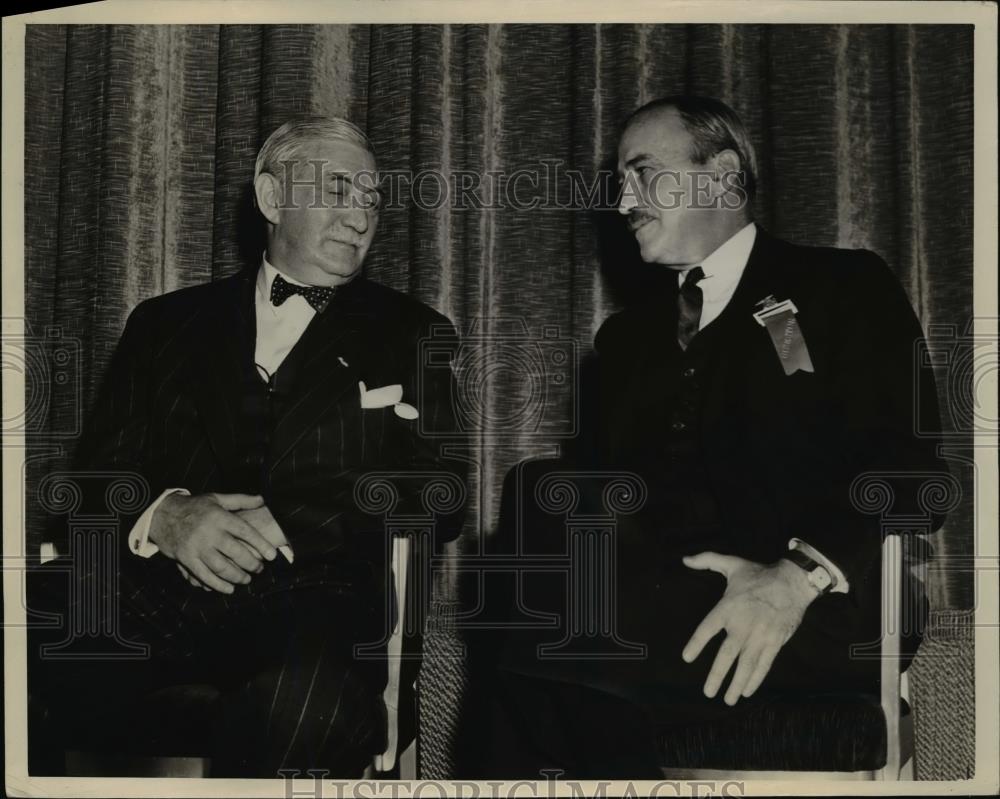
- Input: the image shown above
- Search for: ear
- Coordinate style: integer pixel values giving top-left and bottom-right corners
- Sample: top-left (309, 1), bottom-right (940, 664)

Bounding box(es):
top-left (712, 149), bottom-right (743, 196)
top-left (254, 172), bottom-right (282, 226)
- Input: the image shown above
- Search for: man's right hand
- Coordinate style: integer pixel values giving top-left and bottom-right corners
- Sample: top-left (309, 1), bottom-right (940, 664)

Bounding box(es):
top-left (149, 492), bottom-right (279, 594)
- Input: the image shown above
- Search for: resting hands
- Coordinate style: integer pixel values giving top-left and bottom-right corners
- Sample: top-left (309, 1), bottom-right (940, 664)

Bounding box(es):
top-left (681, 552), bottom-right (819, 705)
top-left (149, 492), bottom-right (284, 594)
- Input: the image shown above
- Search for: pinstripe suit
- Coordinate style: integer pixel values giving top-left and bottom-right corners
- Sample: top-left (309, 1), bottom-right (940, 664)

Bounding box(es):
top-left (51, 265), bottom-right (465, 776)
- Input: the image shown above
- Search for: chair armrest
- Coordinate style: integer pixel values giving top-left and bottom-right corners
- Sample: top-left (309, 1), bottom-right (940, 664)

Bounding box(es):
top-left (375, 535), bottom-right (410, 773)
top-left (880, 532), bottom-right (904, 778)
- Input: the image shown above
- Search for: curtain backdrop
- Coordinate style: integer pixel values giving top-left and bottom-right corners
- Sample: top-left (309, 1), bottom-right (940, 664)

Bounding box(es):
top-left (23, 23), bottom-right (975, 777)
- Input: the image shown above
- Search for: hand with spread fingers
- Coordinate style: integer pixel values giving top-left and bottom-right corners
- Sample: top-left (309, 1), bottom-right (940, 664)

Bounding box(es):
top-left (681, 552), bottom-right (820, 705)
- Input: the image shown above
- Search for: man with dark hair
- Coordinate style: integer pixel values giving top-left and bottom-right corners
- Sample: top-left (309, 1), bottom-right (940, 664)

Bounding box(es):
top-left (487, 95), bottom-right (945, 776)
top-left (32, 117), bottom-right (465, 777)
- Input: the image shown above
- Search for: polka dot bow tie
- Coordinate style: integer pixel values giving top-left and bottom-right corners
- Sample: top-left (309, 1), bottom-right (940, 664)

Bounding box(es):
top-left (270, 273), bottom-right (336, 312)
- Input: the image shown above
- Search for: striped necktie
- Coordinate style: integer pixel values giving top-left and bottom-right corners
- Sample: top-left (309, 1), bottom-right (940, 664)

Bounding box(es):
top-left (677, 266), bottom-right (705, 350)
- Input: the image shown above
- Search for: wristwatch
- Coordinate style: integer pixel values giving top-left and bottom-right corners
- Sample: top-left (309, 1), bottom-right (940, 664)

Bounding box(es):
top-left (783, 548), bottom-right (835, 595)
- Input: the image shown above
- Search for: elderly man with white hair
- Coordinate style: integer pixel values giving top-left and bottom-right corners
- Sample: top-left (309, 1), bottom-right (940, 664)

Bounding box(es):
top-left (34, 117), bottom-right (464, 777)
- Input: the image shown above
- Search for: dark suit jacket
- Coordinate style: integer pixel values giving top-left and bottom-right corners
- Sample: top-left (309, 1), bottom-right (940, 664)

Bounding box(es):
top-left (590, 225), bottom-right (946, 587)
top-left (73, 267), bottom-right (466, 605)
top-left (496, 226), bottom-right (945, 701)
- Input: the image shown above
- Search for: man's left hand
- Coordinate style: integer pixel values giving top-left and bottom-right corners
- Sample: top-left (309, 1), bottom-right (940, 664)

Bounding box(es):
top-left (236, 505), bottom-right (290, 550)
top-left (178, 503), bottom-right (290, 591)
top-left (681, 552), bottom-right (819, 705)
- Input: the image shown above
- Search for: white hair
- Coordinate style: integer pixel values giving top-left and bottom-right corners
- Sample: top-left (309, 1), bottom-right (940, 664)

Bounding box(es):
top-left (254, 116), bottom-right (376, 180)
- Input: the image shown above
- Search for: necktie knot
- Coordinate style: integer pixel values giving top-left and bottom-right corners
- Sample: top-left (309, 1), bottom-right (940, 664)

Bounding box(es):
top-left (681, 265), bottom-right (705, 293)
top-left (270, 273), bottom-right (336, 312)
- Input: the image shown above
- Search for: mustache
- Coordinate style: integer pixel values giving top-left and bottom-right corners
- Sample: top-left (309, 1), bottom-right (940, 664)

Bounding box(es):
top-left (627, 212), bottom-right (655, 231)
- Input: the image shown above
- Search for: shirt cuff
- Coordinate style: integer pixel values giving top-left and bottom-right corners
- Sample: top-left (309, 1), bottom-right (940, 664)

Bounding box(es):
top-left (788, 538), bottom-right (850, 593)
top-left (128, 488), bottom-right (191, 557)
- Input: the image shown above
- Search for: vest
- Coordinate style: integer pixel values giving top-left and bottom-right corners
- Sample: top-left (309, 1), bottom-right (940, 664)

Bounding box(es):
top-left (611, 303), bottom-right (739, 554)
top-left (231, 344), bottom-right (305, 495)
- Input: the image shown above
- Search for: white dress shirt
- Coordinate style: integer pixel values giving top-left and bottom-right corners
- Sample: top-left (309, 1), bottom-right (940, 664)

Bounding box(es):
top-left (677, 222), bottom-right (849, 593)
top-left (678, 221), bottom-right (757, 331)
top-left (253, 257), bottom-right (319, 380)
top-left (127, 257), bottom-right (316, 562)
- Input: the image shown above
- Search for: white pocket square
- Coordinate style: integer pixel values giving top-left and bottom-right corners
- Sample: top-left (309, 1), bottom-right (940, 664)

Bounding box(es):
top-left (359, 381), bottom-right (403, 408)
top-left (358, 381), bottom-right (419, 420)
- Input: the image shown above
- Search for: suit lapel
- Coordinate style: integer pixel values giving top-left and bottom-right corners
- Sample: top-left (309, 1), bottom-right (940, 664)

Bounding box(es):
top-left (614, 225), bottom-right (793, 394)
top-left (619, 225), bottom-right (783, 374)
top-left (268, 278), bottom-right (380, 470)
top-left (708, 224), bottom-right (785, 333)
top-left (188, 268), bottom-right (258, 471)
top-left (626, 271), bottom-right (683, 377)
top-left (697, 226), bottom-right (809, 424)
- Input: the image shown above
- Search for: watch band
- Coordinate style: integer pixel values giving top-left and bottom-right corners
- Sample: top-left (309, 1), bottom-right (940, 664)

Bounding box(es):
top-left (784, 548), bottom-right (835, 594)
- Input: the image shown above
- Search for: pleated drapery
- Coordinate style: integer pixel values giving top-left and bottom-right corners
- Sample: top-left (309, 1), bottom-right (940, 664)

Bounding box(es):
top-left (23, 23), bottom-right (975, 775)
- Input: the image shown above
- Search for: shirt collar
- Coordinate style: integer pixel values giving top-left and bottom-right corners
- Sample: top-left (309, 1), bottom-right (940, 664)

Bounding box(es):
top-left (678, 222), bottom-right (757, 298)
top-left (257, 255), bottom-right (312, 302)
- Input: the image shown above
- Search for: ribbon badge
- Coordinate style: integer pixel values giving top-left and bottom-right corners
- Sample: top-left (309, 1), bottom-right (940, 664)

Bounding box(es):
top-left (752, 296), bottom-right (814, 375)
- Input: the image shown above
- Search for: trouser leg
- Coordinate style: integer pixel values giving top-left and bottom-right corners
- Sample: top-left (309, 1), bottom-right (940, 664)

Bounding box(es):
top-left (484, 669), bottom-right (662, 780)
top-left (208, 585), bottom-right (385, 778)
top-left (30, 554), bottom-right (386, 777)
